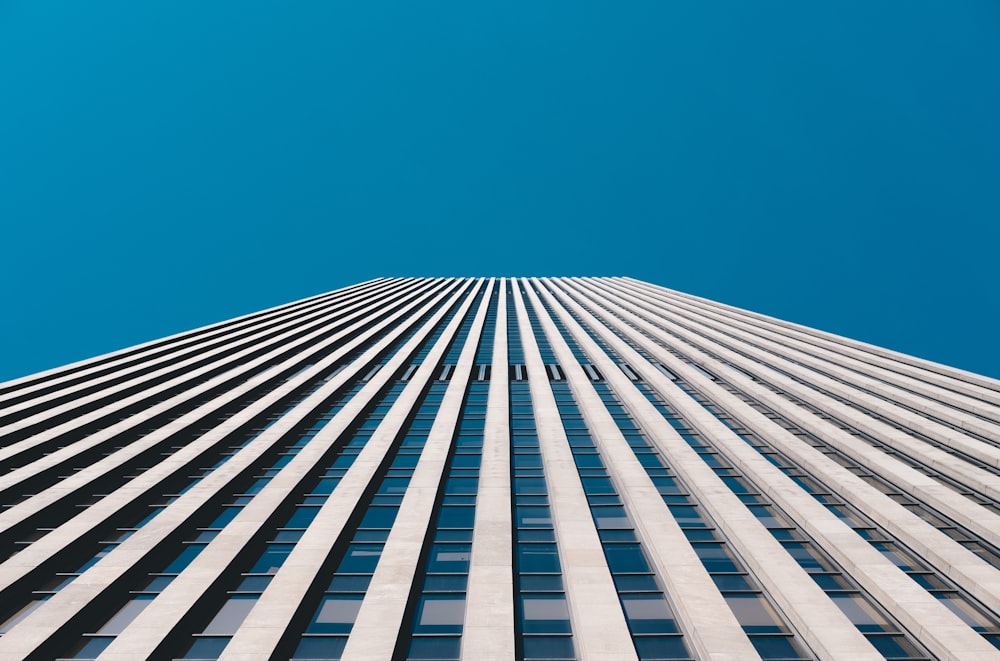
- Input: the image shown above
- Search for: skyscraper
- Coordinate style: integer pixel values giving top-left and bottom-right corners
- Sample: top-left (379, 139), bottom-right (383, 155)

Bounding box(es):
top-left (1, 276), bottom-right (998, 661)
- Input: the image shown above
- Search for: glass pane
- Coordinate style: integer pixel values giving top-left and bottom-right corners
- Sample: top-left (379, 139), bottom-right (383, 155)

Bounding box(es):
top-left (427, 545), bottom-right (471, 573)
top-left (634, 635), bottom-right (691, 660)
top-left (613, 575), bottom-right (660, 591)
top-left (581, 477), bottom-right (615, 495)
top-left (518, 545), bottom-right (561, 573)
top-left (622, 595), bottom-right (678, 634)
top-left (520, 575), bottom-right (564, 591)
top-left (285, 508), bottom-right (320, 529)
top-left (292, 635), bottom-right (347, 660)
top-left (522, 596), bottom-right (571, 634)
top-left (522, 636), bottom-right (576, 660)
top-left (515, 478), bottom-right (548, 495)
top-left (934, 593), bottom-right (994, 631)
top-left (517, 507), bottom-right (553, 529)
top-left (423, 575), bottom-right (468, 592)
top-left (748, 635), bottom-right (804, 659)
top-left (593, 507), bottom-right (631, 530)
top-left (97, 595), bottom-right (155, 634)
top-left (236, 576), bottom-right (273, 592)
top-left (725, 594), bottom-right (787, 634)
top-left (445, 478), bottom-right (478, 495)
top-left (69, 637), bottom-right (114, 660)
top-left (604, 545), bottom-right (650, 573)
top-left (414, 596), bottom-right (465, 634)
top-left (693, 544), bottom-right (739, 573)
top-left (668, 506), bottom-right (707, 528)
top-left (163, 545), bottom-right (206, 574)
top-left (250, 545), bottom-right (294, 574)
top-left (830, 594), bottom-right (893, 633)
top-left (309, 596), bottom-right (363, 634)
top-left (437, 507), bottom-right (475, 529)
top-left (203, 596), bottom-right (257, 635)
top-left (359, 507), bottom-right (398, 529)
top-left (406, 636), bottom-right (461, 660)
top-left (781, 543), bottom-right (834, 573)
top-left (181, 637), bottom-right (230, 659)
top-left (865, 634), bottom-right (923, 658)
top-left (711, 574), bottom-right (752, 591)
top-left (337, 545), bottom-right (383, 573)
top-left (327, 575), bottom-right (372, 592)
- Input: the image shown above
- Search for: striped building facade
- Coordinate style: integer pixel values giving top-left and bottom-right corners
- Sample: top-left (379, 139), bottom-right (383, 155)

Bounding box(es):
top-left (0, 276), bottom-right (999, 661)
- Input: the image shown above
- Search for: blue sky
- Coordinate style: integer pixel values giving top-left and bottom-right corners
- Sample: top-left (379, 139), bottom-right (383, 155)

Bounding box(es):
top-left (1, 2), bottom-right (998, 381)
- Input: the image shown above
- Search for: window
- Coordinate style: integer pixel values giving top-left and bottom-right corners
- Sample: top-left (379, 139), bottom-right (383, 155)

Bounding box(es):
top-left (203, 596), bottom-right (258, 635)
top-left (96, 596), bottom-right (154, 635)
top-left (521, 596), bottom-right (571, 634)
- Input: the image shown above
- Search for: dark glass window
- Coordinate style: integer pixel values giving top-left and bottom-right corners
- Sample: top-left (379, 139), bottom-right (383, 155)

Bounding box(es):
top-left (336, 545), bottom-right (383, 574)
top-left (518, 545), bottom-right (561, 573)
top-left (406, 636), bottom-right (462, 660)
top-left (413, 596), bottom-right (466, 634)
top-left (522, 635), bottom-right (576, 660)
top-left (293, 635), bottom-right (347, 659)
top-left (521, 595), bottom-right (572, 634)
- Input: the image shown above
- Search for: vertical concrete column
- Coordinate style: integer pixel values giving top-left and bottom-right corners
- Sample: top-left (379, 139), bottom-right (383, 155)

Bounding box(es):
top-left (539, 279), bottom-right (886, 660)
top-left (342, 278), bottom-right (493, 660)
top-left (0, 278), bottom-right (426, 467)
top-left (0, 279), bottom-right (453, 600)
top-left (0, 280), bottom-right (468, 660)
top-left (551, 279), bottom-right (1000, 661)
top-left (568, 277), bottom-right (1000, 545)
top-left (601, 279), bottom-right (1000, 460)
top-left (578, 278), bottom-right (1000, 498)
top-left (0, 279), bottom-right (436, 551)
top-left (0, 277), bottom-right (388, 403)
top-left (606, 280), bottom-right (1000, 439)
top-left (214, 280), bottom-right (484, 661)
top-left (621, 277), bottom-right (1000, 402)
top-left (510, 279), bottom-right (637, 661)
top-left (615, 280), bottom-right (1000, 424)
top-left (601, 314), bottom-right (1000, 615)
top-left (0, 278), bottom-right (403, 424)
top-left (463, 280), bottom-right (516, 660)
top-left (525, 279), bottom-right (759, 661)
top-left (0, 279), bottom-right (428, 496)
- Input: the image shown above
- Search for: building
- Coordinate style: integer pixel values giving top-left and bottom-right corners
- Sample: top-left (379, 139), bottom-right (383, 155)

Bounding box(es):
top-left (0, 276), bottom-right (999, 661)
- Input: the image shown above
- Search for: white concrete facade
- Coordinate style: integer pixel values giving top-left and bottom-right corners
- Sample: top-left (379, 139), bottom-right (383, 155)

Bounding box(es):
top-left (0, 277), bottom-right (998, 661)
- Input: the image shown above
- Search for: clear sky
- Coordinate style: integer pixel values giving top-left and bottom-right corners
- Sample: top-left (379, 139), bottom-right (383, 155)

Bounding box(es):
top-left (1, 2), bottom-right (998, 381)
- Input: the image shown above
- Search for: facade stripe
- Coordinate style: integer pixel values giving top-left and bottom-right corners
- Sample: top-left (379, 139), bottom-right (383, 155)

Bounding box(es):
top-left (463, 279), bottom-right (516, 660)
top-left (578, 278), bottom-right (1000, 505)
top-left (510, 279), bottom-right (637, 661)
top-left (622, 277), bottom-right (1000, 401)
top-left (541, 280), bottom-right (892, 660)
top-left (609, 279), bottom-right (1000, 440)
top-left (0, 279), bottom-right (465, 659)
top-left (617, 279), bottom-right (1000, 425)
top-left (0, 277), bottom-right (998, 661)
top-left (526, 279), bottom-right (757, 661)
top-left (0, 278), bottom-right (388, 401)
top-left (342, 278), bottom-right (492, 660)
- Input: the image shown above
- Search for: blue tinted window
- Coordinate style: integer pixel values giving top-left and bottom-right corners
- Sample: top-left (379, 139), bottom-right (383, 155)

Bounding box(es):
top-left (604, 545), bottom-right (650, 574)
top-left (522, 635), bottom-right (575, 659)
top-left (337, 545), bottom-right (382, 574)
top-left (406, 636), bottom-right (461, 660)
top-left (521, 595), bottom-right (571, 634)
top-left (293, 635), bottom-right (347, 659)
